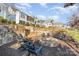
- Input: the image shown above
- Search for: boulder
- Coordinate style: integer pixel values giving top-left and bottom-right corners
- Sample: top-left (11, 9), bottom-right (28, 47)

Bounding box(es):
top-left (0, 25), bottom-right (18, 46)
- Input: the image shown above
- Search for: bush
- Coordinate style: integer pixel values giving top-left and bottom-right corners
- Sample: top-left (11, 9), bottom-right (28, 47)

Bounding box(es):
top-left (0, 16), bottom-right (16, 24)
top-left (7, 20), bottom-right (11, 24)
top-left (36, 24), bottom-right (40, 27)
top-left (1, 19), bottom-right (6, 23)
top-left (0, 18), bottom-right (8, 24)
top-left (26, 22), bottom-right (30, 26)
top-left (19, 20), bottom-right (26, 25)
top-left (11, 20), bottom-right (16, 24)
top-left (30, 23), bottom-right (35, 27)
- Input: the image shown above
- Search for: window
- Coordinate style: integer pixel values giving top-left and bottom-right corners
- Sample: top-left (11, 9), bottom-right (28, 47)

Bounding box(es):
top-left (21, 13), bottom-right (25, 18)
top-left (0, 6), bottom-right (1, 12)
top-left (8, 7), bottom-right (15, 15)
top-left (0, 39), bottom-right (2, 45)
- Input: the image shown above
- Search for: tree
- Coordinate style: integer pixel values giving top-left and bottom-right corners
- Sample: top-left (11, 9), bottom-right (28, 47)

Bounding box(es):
top-left (69, 14), bottom-right (79, 29)
top-left (64, 3), bottom-right (79, 29)
top-left (50, 19), bottom-right (54, 25)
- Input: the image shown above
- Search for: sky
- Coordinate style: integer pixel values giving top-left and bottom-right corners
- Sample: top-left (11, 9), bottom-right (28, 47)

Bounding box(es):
top-left (15, 3), bottom-right (79, 24)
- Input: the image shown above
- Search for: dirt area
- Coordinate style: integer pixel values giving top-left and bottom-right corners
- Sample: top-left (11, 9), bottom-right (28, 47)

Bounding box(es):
top-left (0, 25), bottom-right (79, 56)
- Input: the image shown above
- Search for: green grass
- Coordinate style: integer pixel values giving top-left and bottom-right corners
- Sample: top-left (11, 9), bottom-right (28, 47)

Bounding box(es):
top-left (66, 29), bottom-right (79, 43)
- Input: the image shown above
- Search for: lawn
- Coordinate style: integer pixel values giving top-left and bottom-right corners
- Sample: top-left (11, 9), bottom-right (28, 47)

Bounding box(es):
top-left (66, 29), bottom-right (79, 43)
top-left (43, 26), bottom-right (79, 44)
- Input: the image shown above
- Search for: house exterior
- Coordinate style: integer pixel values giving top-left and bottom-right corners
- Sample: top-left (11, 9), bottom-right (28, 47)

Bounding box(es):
top-left (0, 3), bottom-right (7, 19)
top-left (0, 3), bottom-right (34, 24)
top-left (0, 3), bottom-right (35, 46)
top-left (43, 23), bottom-right (52, 27)
top-left (27, 15), bottom-right (35, 24)
top-left (16, 10), bottom-right (28, 24)
top-left (38, 20), bottom-right (53, 27)
top-left (53, 22), bottom-right (64, 28)
top-left (0, 3), bottom-right (17, 22)
top-left (6, 4), bottom-right (16, 21)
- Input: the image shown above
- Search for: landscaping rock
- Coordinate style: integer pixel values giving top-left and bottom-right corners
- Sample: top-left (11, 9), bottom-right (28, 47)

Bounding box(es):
top-left (0, 25), bottom-right (19, 46)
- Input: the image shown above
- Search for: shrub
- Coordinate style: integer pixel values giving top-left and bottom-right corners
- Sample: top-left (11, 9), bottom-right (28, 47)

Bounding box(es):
top-left (0, 18), bottom-right (8, 24)
top-left (26, 22), bottom-right (30, 26)
top-left (0, 16), bottom-right (16, 24)
top-left (30, 24), bottom-right (35, 27)
top-left (19, 20), bottom-right (26, 25)
top-left (7, 20), bottom-right (11, 24)
top-left (11, 20), bottom-right (16, 24)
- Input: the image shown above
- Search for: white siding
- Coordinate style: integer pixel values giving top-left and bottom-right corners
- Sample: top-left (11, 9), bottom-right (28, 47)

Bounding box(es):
top-left (16, 11), bottom-right (20, 24)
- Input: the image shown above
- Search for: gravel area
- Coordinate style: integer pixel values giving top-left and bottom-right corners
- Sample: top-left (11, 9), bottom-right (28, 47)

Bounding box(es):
top-left (0, 40), bottom-right (76, 56)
